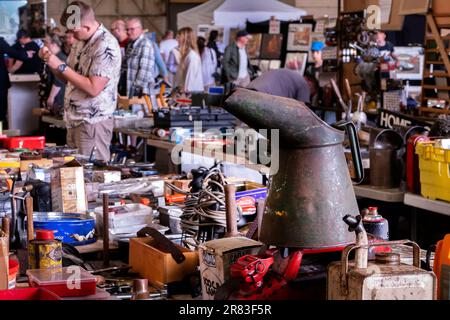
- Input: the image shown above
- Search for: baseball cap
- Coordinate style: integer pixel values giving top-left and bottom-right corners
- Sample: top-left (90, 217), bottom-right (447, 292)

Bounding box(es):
top-left (16, 29), bottom-right (29, 40)
top-left (311, 41), bottom-right (324, 51)
top-left (236, 30), bottom-right (250, 39)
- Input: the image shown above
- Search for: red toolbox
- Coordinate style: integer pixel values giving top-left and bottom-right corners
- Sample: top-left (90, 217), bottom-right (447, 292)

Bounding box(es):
top-left (0, 288), bottom-right (61, 300)
top-left (0, 136), bottom-right (46, 150)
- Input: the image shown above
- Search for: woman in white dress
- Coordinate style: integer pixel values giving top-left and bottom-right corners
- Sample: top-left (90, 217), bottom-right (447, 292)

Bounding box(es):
top-left (197, 36), bottom-right (218, 88)
top-left (175, 27), bottom-right (204, 93)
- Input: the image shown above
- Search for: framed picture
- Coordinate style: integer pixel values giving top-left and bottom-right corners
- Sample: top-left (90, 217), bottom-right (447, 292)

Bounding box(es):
top-left (247, 34), bottom-right (262, 59)
top-left (285, 52), bottom-right (308, 75)
top-left (314, 19), bottom-right (326, 33)
top-left (322, 46), bottom-right (338, 60)
top-left (260, 34), bottom-right (283, 59)
top-left (287, 24), bottom-right (312, 52)
top-left (259, 60), bottom-right (270, 73)
top-left (269, 60), bottom-right (281, 70)
top-left (392, 46), bottom-right (424, 80)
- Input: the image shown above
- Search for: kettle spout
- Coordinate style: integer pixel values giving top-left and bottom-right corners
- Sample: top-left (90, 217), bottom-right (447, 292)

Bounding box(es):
top-left (224, 88), bottom-right (344, 148)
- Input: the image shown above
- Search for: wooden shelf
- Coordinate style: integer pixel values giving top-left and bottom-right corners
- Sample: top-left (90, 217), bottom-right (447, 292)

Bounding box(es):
top-left (404, 193), bottom-right (450, 217)
top-left (418, 107), bottom-right (450, 114)
top-left (426, 60), bottom-right (445, 64)
top-left (422, 84), bottom-right (450, 90)
top-left (425, 48), bottom-right (450, 53)
top-left (426, 35), bottom-right (450, 40)
top-left (424, 71), bottom-right (450, 77)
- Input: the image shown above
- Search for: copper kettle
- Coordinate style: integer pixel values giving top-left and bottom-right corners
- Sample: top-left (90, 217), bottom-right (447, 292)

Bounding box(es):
top-left (224, 89), bottom-right (364, 249)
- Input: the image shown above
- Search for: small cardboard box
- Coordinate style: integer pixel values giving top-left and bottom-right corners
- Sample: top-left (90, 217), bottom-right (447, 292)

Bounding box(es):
top-left (129, 237), bottom-right (199, 288)
top-left (92, 171), bottom-right (121, 184)
top-left (199, 237), bottom-right (263, 300)
top-left (51, 160), bottom-right (87, 213)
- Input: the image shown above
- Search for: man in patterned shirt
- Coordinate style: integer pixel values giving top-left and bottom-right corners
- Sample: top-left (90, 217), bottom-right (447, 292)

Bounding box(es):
top-left (39, 1), bottom-right (121, 161)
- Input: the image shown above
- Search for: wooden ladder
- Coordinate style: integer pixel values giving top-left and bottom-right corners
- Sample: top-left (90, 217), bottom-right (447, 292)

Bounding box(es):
top-left (420, 13), bottom-right (450, 115)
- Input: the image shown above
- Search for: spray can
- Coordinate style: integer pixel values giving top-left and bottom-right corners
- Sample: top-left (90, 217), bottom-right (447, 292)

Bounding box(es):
top-left (28, 230), bottom-right (62, 270)
top-left (362, 207), bottom-right (389, 240)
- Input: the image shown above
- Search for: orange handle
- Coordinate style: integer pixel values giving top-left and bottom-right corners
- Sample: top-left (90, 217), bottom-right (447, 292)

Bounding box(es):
top-left (165, 193), bottom-right (186, 203)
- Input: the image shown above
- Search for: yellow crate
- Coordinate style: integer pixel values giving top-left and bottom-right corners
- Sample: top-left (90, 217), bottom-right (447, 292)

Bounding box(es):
top-left (416, 142), bottom-right (450, 202)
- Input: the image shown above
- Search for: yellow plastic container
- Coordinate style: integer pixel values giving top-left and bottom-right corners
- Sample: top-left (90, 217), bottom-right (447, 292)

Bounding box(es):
top-left (415, 142), bottom-right (450, 202)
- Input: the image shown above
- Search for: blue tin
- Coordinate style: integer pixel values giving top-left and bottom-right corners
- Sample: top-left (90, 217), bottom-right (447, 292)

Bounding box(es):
top-left (33, 213), bottom-right (97, 246)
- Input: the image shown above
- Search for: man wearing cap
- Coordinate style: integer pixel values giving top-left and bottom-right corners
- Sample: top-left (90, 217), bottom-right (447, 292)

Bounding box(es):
top-left (8, 30), bottom-right (43, 75)
top-left (222, 30), bottom-right (254, 87)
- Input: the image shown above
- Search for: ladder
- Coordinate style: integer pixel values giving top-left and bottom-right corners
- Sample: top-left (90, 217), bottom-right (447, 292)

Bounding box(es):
top-left (421, 13), bottom-right (450, 115)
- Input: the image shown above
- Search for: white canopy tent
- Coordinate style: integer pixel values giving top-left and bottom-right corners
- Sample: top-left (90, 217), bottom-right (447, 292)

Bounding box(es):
top-left (177, 0), bottom-right (225, 31)
top-left (177, 0), bottom-right (307, 31)
top-left (213, 0), bottom-right (307, 28)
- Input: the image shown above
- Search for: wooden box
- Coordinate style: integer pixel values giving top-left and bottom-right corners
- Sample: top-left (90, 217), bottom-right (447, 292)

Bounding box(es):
top-left (51, 160), bottom-right (87, 213)
top-left (129, 237), bottom-right (199, 288)
top-left (0, 236), bottom-right (8, 290)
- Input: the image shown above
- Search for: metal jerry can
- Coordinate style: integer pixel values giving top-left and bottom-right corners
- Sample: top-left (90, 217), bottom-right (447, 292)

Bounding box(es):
top-left (327, 216), bottom-right (436, 300)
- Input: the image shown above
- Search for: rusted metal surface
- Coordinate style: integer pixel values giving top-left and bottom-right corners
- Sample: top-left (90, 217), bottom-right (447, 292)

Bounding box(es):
top-left (328, 238), bottom-right (437, 300)
top-left (224, 89), bottom-right (358, 249)
top-left (375, 252), bottom-right (401, 265)
top-left (224, 89), bottom-right (344, 148)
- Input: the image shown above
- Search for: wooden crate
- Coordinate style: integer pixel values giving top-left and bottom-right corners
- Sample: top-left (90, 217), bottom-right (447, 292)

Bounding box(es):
top-left (129, 237), bottom-right (199, 288)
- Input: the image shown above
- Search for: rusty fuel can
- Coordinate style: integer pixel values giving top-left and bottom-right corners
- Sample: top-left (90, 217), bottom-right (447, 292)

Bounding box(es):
top-left (28, 230), bottom-right (62, 270)
top-left (327, 216), bottom-right (436, 300)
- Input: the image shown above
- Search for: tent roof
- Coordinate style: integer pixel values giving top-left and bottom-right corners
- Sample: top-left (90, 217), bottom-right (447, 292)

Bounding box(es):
top-left (214, 0), bottom-right (307, 27)
top-left (177, 0), bottom-right (225, 30)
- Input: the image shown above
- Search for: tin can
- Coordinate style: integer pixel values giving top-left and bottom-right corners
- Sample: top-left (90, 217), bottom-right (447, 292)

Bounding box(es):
top-left (362, 207), bottom-right (389, 240)
top-left (28, 230), bottom-right (62, 270)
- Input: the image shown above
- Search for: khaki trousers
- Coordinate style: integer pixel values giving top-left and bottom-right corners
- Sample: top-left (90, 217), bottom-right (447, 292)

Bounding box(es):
top-left (67, 118), bottom-right (113, 161)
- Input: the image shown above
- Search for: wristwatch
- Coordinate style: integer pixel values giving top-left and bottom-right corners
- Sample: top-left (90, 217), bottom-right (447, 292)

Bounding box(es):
top-left (57, 63), bottom-right (68, 73)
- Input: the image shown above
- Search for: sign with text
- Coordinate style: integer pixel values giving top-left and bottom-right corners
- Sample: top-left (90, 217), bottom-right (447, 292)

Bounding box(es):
top-left (378, 109), bottom-right (432, 130)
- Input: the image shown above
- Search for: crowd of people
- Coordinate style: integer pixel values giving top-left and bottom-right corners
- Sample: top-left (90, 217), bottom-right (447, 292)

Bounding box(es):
top-left (0, 0), bottom-right (322, 163)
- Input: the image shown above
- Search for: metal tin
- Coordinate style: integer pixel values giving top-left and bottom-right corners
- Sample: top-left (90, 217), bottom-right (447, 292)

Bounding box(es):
top-left (33, 213), bottom-right (96, 246)
top-left (362, 208), bottom-right (389, 240)
top-left (28, 238), bottom-right (62, 270)
top-left (327, 240), bottom-right (436, 300)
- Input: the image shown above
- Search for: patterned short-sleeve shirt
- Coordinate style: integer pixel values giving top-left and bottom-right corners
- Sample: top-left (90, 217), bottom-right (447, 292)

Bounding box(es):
top-left (64, 24), bottom-right (121, 128)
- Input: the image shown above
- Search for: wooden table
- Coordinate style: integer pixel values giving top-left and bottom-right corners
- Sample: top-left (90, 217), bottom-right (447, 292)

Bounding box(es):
top-left (77, 239), bottom-right (118, 255)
